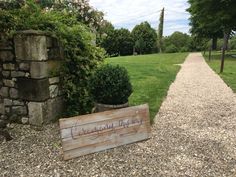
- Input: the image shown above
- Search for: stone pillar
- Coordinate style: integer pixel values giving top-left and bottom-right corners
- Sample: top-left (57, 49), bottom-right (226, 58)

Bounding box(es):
top-left (0, 30), bottom-right (64, 126)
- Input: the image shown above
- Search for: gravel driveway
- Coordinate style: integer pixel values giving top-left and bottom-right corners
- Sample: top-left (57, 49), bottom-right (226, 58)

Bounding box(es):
top-left (1, 53), bottom-right (236, 176)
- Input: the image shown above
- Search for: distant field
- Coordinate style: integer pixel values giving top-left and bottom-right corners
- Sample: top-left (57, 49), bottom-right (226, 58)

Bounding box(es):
top-left (204, 51), bottom-right (236, 92)
top-left (107, 53), bottom-right (188, 123)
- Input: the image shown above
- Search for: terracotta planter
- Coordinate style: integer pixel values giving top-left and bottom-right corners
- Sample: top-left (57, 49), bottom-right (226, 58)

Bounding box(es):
top-left (94, 102), bottom-right (129, 112)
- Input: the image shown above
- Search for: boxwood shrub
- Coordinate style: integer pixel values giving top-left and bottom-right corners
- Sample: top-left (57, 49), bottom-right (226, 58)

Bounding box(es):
top-left (89, 64), bottom-right (133, 105)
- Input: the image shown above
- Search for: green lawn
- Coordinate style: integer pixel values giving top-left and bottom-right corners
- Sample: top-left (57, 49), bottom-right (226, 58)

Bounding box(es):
top-left (204, 51), bottom-right (236, 92)
top-left (107, 53), bottom-right (188, 123)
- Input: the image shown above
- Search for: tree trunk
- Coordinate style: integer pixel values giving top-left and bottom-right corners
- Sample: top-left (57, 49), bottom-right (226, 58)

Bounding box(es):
top-left (208, 46), bottom-right (212, 61)
top-left (220, 31), bottom-right (230, 73)
top-left (212, 37), bottom-right (217, 51)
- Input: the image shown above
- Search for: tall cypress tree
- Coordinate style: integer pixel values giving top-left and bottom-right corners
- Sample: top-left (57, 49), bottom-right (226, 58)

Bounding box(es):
top-left (158, 8), bottom-right (164, 53)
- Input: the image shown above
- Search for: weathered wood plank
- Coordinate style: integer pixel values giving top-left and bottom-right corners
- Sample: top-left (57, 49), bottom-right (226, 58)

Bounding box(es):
top-left (64, 132), bottom-right (150, 160)
top-left (59, 104), bottom-right (151, 160)
top-left (60, 114), bottom-right (146, 139)
top-left (62, 121), bottom-right (150, 151)
top-left (59, 105), bottom-right (147, 129)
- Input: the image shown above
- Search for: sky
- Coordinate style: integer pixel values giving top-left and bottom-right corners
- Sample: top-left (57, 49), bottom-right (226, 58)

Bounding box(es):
top-left (89, 0), bottom-right (191, 36)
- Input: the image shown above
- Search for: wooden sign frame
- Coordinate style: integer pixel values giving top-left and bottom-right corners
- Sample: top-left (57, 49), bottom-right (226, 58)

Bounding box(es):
top-left (59, 104), bottom-right (151, 160)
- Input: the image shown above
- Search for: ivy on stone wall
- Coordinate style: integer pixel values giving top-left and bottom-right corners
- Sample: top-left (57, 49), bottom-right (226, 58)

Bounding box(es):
top-left (0, 0), bottom-right (105, 116)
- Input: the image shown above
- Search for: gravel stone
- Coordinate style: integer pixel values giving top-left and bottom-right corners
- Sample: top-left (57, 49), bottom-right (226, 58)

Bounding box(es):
top-left (0, 53), bottom-right (236, 176)
top-left (21, 117), bottom-right (29, 124)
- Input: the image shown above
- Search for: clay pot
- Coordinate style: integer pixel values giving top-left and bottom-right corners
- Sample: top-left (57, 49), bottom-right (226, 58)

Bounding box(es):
top-left (94, 102), bottom-right (129, 113)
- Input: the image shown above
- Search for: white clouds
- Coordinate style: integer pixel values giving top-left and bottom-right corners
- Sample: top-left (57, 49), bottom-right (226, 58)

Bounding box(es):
top-left (89, 0), bottom-right (190, 36)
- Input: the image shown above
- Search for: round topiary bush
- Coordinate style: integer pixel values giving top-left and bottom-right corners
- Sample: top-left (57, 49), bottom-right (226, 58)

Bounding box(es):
top-left (89, 64), bottom-right (133, 105)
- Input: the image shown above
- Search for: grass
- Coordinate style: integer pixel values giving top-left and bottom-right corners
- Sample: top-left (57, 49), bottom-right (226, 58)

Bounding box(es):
top-left (107, 53), bottom-right (188, 123)
top-left (204, 51), bottom-right (236, 92)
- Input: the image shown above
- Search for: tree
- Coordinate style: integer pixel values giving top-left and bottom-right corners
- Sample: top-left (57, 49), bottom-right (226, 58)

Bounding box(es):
top-left (132, 22), bottom-right (157, 54)
top-left (117, 28), bottom-right (134, 56)
top-left (163, 31), bottom-right (191, 52)
top-left (101, 28), bottom-right (134, 56)
top-left (101, 29), bottom-right (119, 56)
top-left (96, 20), bottom-right (115, 46)
top-left (157, 8), bottom-right (164, 53)
top-left (187, 0), bottom-right (236, 72)
top-left (187, 0), bottom-right (223, 61)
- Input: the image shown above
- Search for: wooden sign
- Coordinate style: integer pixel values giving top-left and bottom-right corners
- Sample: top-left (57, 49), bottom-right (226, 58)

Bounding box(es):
top-left (59, 104), bottom-right (151, 160)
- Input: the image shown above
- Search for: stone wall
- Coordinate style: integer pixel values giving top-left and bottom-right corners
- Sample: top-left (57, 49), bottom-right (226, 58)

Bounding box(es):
top-left (0, 30), bottom-right (64, 126)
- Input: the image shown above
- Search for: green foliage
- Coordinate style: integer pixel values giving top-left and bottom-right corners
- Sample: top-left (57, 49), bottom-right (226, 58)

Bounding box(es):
top-left (187, 0), bottom-right (224, 40)
top-left (0, 0), bottom-right (105, 116)
top-left (132, 21), bottom-right (157, 54)
top-left (117, 28), bottom-right (134, 56)
top-left (187, 0), bottom-right (236, 52)
top-left (101, 28), bottom-right (134, 56)
top-left (164, 31), bottom-right (191, 53)
top-left (165, 44), bottom-right (178, 53)
top-left (89, 64), bottom-right (133, 105)
top-left (189, 37), bottom-right (209, 52)
top-left (96, 20), bottom-right (114, 46)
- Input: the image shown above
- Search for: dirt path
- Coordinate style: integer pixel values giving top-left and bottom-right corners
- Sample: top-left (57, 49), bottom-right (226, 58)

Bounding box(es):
top-left (1, 53), bottom-right (236, 176)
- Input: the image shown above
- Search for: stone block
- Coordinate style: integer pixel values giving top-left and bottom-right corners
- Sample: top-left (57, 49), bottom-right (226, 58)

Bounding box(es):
top-left (19, 63), bottom-right (30, 71)
top-left (28, 102), bottom-right (47, 126)
top-left (0, 41), bottom-right (12, 50)
top-left (12, 106), bottom-right (27, 115)
top-left (17, 78), bottom-right (49, 101)
top-left (3, 79), bottom-right (15, 87)
top-left (4, 99), bottom-right (12, 106)
top-left (11, 71), bottom-right (25, 77)
top-left (9, 88), bottom-right (18, 99)
top-left (0, 87), bottom-right (9, 97)
top-left (5, 107), bottom-right (10, 114)
top-left (3, 63), bottom-right (15, 70)
top-left (49, 77), bottom-right (60, 84)
top-left (46, 96), bottom-right (64, 123)
top-left (30, 62), bottom-right (48, 79)
top-left (9, 114), bottom-right (18, 122)
top-left (2, 71), bottom-right (10, 78)
top-left (14, 31), bottom-right (48, 61)
top-left (49, 85), bottom-right (59, 98)
top-left (0, 51), bottom-right (14, 61)
top-left (13, 100), bottom-right (24, 106)
top-left (0, 103), bottom-right (4, 114)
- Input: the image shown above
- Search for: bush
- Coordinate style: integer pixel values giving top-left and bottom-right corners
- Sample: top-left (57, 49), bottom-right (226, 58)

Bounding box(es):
top-left (89, 64), bottom-right (133, 105)
top-left (165, 44), bottom-right (178, 53)
top-left (180, 47), bottom-right (188, 52)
